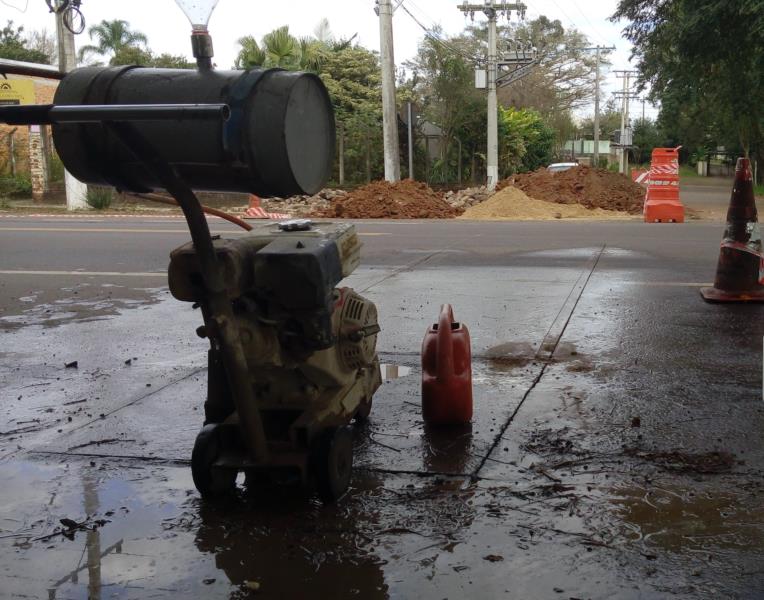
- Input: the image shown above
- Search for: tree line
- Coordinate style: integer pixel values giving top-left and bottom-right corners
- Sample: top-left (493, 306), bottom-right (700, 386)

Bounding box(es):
top-left (2, 13), bottom-right (682, 186)
top-left (614, 0), bottom-right (764, 177)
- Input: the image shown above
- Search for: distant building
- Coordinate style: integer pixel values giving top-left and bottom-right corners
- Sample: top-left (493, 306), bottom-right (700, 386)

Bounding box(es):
top-left (0, 62), bottom-right (60, 200)
top-left (563, 139), bottom-right (611, 157)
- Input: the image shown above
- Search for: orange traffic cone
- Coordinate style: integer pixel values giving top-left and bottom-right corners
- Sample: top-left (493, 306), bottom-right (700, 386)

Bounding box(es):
top-left (249, 194), bottom-right (261, 209)
top-left (700, 157), bottom-right (764, 303)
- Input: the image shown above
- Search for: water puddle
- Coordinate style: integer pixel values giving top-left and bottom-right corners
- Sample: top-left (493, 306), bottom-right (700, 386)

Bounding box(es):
top-left (482, 341), bottom-right (594, 373)
top-left (1, 284), bottom-right (165, 330)
top-left (610, 483), bottom-right (764, 552)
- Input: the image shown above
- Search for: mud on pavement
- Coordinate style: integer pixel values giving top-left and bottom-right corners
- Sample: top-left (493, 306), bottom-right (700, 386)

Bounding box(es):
top-left (1, 235), bottom-right (764, 599)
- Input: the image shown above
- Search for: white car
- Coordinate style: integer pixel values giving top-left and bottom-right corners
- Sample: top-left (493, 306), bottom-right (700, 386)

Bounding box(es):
top-left (547, 162), bottom-right (578, 173)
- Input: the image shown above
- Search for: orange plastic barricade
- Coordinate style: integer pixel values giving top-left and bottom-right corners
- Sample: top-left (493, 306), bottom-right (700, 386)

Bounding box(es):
top-left (242, 194), bottom-right (291, 219)
top-left (644, 147), bottom-right (685, 223)
top-left (631, 168), bottom-right (649, 185)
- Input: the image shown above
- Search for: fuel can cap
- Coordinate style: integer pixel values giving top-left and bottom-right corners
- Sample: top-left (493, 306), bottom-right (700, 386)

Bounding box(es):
top-left (278, 219), bottom-right (314, 232)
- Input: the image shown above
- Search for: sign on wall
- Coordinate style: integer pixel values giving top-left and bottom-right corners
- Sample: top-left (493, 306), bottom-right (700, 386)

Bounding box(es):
top-left (0, 79), bottom-right (35, 106)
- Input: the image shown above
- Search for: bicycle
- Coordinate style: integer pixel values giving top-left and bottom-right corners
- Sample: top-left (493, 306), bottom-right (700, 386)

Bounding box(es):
top-left (45, 0), bottom-right (86, 35)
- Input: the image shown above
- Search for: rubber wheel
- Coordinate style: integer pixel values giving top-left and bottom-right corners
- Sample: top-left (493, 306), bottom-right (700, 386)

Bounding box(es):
top-left (354, 397), bottom-right (373, 423)
top-left (191, 424), bottom-right (237, 498)
top-left (312, 426), bottom-right (354, 503)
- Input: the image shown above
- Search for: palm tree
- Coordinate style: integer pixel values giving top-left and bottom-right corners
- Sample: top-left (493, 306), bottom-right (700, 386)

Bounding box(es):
top-left (234, 24), bottom-right (329, 72)
top-left (261, 25), bottom-right (298, 68)
top-left (234, 35), bottom-right (266, 69)
top-left (78, 19), bottom-right (148, 63)
top-left (298, 36), bottom-right (325, 71)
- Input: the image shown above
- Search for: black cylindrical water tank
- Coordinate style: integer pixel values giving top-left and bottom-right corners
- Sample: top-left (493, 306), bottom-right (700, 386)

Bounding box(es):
top-left (51, 66), bottom-right (335, 197)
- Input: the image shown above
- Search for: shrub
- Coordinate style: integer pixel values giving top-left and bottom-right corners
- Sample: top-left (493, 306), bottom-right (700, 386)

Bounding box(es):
top-left (49, 153), bottom-right (65, 182)
top-left (86, 186), bottom-right (113, 209)
top-left (0, 174), bottom-right (32, 198)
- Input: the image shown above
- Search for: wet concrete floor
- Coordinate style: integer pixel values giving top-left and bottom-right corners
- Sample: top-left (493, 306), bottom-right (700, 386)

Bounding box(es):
top-left (1, 217), bottom-right (763, 599)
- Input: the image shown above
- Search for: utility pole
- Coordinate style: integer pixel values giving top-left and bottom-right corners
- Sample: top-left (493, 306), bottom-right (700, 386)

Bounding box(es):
top-left (614, 70), bottom-right (637, 175)
top-left (579, 45), bottom-right (615, 168)
top-left (338, 122), bottom-right (345, 186)
top-left (376, 0), bottom-right (401, 182)
top-left (55, 3), bottom-right (88, 210)
top-left (407, 101), bottom-right (414, 179)
top-left (458, 2), bottom-right (526, 190)
top-left (619, 73), bottom-right (626, 174)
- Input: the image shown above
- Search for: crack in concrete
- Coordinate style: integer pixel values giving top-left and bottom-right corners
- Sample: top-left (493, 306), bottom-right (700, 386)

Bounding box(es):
top-left (358, 251), bottom-right (444, 294)
top-left (470, 244), bottom-right (607, 480)
top-left (63, 367), bottom-right (206, 435)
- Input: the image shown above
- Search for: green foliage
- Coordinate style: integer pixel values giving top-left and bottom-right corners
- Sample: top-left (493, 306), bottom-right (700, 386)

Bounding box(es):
top-left (614, 0), bottom-right (764, 168)
top-left (74, 19), bottom-right (192, 68)
top-left (631, 117), bottom-right (664, 164)
top-left (149, 53), bottom-right (194, 69)
top-left (234, 22), bottom-right (386, 183)
top-left (679, 164), bottom-right (701, 179)
top-left (498, 107), bottom-right (555, 175)
top-left (107, 47), bottom-right (193, 68)
top-left (109, 45), bottom-right (152, 66)
top-left (235, 26), bottom-right (326, 71)
top-left (324, 46), bottom-right (385, 183)
top-left (688, 147), bottom-right (710, 167)
top-left (48, 153), bottom-right (65, 182)
top-left (497, 16), bottom-right (604, 117)
top-left (235, 35), bottom-right (266, 69)
top-left (579, 98), bottom-right (622, 143)
top-left (79, 19), bottom-right (149, 63)
top-left (406, 31), bottom-right (485, 182)
top-left (0, 174), bottom-right (32, 198)
top-left (86, 186), bottom-right (113, 210)
top-left (0, 21), bottom-right (52, 64)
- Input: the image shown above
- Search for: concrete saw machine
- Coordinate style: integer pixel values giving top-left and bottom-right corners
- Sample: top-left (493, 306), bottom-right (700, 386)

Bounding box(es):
top-left (169, 221), bottom-right (381, 500)
top-left (0, 27), bottom-right (382, 502)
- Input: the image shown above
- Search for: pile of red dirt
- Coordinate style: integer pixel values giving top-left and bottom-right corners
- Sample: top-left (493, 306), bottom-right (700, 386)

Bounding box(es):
top-left (314, 179), bottom-right (463, 219)
top-left (497, 166), bottom-right (645, 214)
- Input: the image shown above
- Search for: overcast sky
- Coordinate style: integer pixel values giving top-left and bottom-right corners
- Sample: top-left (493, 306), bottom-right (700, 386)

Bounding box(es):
top-left (1, 0), bottom-right (657, 120)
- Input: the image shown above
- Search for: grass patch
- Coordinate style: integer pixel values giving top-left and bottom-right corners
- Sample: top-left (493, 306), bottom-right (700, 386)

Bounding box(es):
top-left (86, 186), bottom-right (113, 209)
top-left (679, 165), bottom-right (702, 179)
top-left (755, 184), bottom-right (764, 197)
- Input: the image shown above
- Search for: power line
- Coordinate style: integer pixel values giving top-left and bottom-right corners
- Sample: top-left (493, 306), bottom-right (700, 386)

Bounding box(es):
top-left (568, 0), bottom-right (618, 46)
top-left (399, 1), bottom-right (481, 62)
top-left (545, 0), bottom-right (616, 48)
top-left (546, 0), bottom-right (579, 31)
top-left (0, 0), bottom-right (29, 12)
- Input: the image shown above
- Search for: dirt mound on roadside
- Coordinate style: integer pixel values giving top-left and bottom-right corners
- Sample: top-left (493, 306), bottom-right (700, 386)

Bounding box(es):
top-left (497, 166), bottom-right (645, 214)
top-left (459, 186), bottom-right (633, 221)
top-left (313, 179), bottom-right (462, 219)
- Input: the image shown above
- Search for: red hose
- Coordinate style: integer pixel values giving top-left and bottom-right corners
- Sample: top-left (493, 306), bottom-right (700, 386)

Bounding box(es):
top-left (132, 192), bottom-right (253, 231)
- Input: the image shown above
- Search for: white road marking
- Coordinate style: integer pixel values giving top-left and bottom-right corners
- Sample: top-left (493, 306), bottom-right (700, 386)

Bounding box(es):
top-left (0, 227), bottom-right (390, 236)
top-left (0, 270), bottom-right (166, 277)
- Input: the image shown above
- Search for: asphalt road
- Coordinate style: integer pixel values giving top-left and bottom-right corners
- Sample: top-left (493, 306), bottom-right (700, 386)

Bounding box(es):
top-left (1, 214), bottom-right (763, 599)
top-left (0, 215), bottom-right (727, 310)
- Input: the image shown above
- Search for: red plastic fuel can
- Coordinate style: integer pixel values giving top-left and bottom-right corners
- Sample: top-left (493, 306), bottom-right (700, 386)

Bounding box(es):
top-left (421, 304), bottom-right (473, 425)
